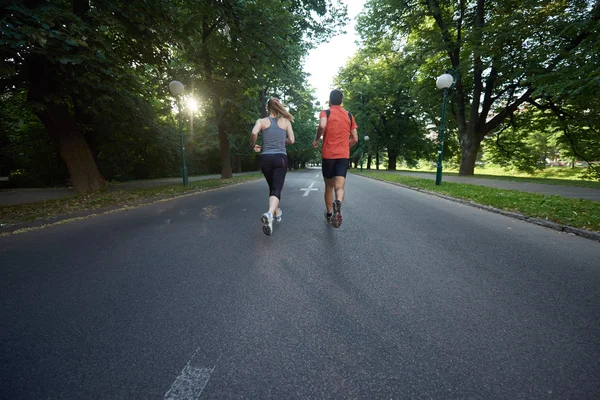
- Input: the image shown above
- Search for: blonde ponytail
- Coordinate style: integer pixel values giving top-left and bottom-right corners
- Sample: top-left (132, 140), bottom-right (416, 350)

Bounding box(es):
top-left (267, 97), bottom-right (294, 122)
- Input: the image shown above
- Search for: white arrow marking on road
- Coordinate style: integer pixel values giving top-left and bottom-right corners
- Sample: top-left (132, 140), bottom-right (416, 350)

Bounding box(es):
top-left (300, 180), bottom-right (319, 197)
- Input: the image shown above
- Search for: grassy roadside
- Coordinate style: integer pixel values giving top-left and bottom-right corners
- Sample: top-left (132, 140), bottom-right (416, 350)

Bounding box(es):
top-left (0, 174), bottom-right (262, 227)
top-left (357, 164), bottom-right (599, 188)
top-left (391, 169), bottom-right (600, 189)
top-left (355, 171), bottom-right (600, 233)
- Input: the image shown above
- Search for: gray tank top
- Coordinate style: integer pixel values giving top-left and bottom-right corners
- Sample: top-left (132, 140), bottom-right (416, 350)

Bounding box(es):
top-left (261, 117), bottom-right (287, 155)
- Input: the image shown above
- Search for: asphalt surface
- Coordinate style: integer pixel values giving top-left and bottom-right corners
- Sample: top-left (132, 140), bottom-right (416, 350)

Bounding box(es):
top-left (1, 169), bottom-right (599, 399)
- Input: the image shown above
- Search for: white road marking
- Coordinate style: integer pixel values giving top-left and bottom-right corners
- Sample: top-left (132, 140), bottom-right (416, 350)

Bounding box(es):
top-left (300, 180), bottom-right (319, 197)
top-left (164, 349), bottom-right (220, 400)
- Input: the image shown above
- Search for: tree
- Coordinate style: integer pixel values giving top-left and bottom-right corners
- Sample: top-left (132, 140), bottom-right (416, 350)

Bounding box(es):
top-left (335, 47), bottom-right (435, 170)
top-left (1, 0), bottom-right (182, 192)
top-left (358, 0), bottom-right (600, 176)
top-left (1, 0), bottom-right (348, 190)
top-left (173, 0), bottom-right (347, 178)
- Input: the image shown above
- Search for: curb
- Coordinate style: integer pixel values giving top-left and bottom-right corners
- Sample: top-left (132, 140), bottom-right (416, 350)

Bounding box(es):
top-left (0, 179), bottom-right (259, 236)
top-left (352, 173), bottom-right (600, 242)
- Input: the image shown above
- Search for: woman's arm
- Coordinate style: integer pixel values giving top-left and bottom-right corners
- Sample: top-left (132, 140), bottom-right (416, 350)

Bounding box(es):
top-left (251, 119), bottom-right (263, 152)
top-left (285, 120), bottom-right (295, 145)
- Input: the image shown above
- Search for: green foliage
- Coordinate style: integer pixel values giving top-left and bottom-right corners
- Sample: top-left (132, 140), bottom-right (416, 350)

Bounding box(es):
top-left (482, 108), bottom-right (557, 173)
top-left (0, 0), bottom-right (347, 187)
top-left (355, 0), bottom-right (600, 177)
top-left (335, 47), bottom-right (435, 168)
top-left (0, 90), bottom-right (68, 186)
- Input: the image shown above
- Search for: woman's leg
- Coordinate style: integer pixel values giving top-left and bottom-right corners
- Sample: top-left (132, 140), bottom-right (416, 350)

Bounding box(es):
top-left (269, 155), bottom-right (288, 215)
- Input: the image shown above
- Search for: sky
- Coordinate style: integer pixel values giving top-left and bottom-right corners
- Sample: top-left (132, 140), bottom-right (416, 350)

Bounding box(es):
top-left (304, 0), bottom-right (367, 107)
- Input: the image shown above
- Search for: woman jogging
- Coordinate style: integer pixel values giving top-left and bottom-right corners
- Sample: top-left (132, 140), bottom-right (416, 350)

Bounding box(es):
top-left (251, 97), bottom-right (295, 236)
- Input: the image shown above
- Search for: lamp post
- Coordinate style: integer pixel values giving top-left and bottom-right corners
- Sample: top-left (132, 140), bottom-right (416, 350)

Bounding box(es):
top-left (358, 92), bottom-right (369, 171)
top-left (169, 80), bottom-right (188, 187)
top-left (360, 135), bottom-right (370, 171)
top-left (435, 69), bottom-right (458, 185)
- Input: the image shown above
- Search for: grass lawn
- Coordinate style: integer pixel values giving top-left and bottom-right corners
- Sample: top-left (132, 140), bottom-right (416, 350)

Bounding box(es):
top-left (0, 174), bottom-right (262, 227)
top-left (355, 171), bottom-right (600, 233)
top-left (361, 164), bottom-right (600, 189)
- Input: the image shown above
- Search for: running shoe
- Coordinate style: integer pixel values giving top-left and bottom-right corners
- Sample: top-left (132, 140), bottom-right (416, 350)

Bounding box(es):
top-left (331, 200), bottom-right (342, 228)
top-left (274, 208), bottom-right (282, 223)
top-left (261, 212), bottom-right (273, 235)
top-left (324, 211), bottom-right (332, 224)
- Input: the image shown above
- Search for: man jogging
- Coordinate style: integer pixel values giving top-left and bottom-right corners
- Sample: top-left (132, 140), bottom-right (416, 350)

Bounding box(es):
top-left (312, 89), bottom-right (358, 228)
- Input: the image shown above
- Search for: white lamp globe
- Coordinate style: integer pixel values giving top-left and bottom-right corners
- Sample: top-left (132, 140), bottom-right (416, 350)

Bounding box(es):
top-left (436, 73), bottom-right (454, 89)
top-left (169, 80), bottom-right (185, 96)
top-left (364, 135), bottom-right (370, 141)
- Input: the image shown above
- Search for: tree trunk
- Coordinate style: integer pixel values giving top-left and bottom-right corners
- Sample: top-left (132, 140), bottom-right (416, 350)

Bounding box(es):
top-left (27, 56), bottom-right (104, 193)
top-left (387, 151), bottom-right (397, 170)
top-left (235, 154), bottom-right (242, 173)
top-left (376, 151), bottom-right (380, 170)
top-left (39, 102), bottom-right (105, 193)
top-left (217, 114), bottom-right (233, 179)
top-left (458, 134), bottom-right (481, 175)
top-left (202, 22), bottom-right (232, 179)
top-left (259, 89), bottom-right (268, 118)
top-left (367, 155), bottom-right (372, 169)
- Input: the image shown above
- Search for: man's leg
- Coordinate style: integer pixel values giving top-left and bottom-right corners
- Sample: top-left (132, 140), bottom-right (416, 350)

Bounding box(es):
top-left (334, 176), bottom-right (346, 204)
top-left (330, 159), bottom-right (349, 228)
top-left (322, 159), bottom-right (335, 215)
top-left (331, 177), bottom-right (344, 228)
top-left (324, 178), bottom-right (335, 214)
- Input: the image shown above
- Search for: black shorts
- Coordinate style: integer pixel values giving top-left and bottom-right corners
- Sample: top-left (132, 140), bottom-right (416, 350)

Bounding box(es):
top-left (322, 158), bottom-right (349, 179)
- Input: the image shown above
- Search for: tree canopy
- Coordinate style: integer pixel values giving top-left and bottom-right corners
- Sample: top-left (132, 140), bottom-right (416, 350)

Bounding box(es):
top-left (344, 0), bottom-right (599, 178)
top-left (1, 0), bottom-right (347, 191)
top-left (2, 0), bottom-right (598, 190)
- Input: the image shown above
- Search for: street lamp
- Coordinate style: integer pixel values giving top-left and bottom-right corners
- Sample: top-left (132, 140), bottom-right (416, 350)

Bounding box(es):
top-left (435, 69), bottom-right (458, 185)
top-left (360, 135), bottom-right (370, 171)
top-left (169, 80), bottom-right (189, 186)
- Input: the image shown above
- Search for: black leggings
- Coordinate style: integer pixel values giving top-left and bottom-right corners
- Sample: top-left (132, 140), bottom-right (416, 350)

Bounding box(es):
top-left (260, 154), bottom-right (288, 200)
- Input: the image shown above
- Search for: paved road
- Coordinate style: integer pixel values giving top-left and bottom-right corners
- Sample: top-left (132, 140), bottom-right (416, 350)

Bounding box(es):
top-left (1, 170), bottom-right (599, 399)
top-left (371, 170), bottom-right (600, 201)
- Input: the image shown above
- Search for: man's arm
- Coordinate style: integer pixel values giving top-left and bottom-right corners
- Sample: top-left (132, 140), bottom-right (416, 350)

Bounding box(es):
top-left (349, 128), bottom-right (358, 147)
top-left (312, 117), bottom-right (327, 148)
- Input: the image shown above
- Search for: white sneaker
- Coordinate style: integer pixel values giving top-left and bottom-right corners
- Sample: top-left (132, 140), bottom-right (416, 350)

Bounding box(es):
top-left (261, 212), bottom-right (273, 236)
top-left (274, 208), bottom-right (282, 222)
